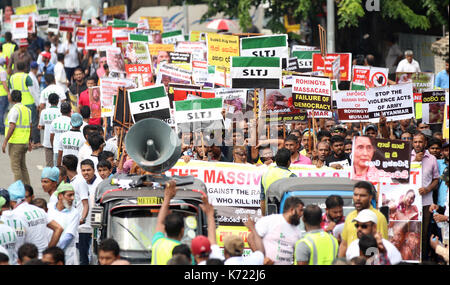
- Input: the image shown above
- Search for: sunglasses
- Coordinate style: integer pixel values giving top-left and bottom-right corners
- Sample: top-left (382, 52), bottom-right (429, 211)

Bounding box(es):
top-left (354, 223), bottom-right (369, 229)
top-left (235, 152), bottom-right (247, 157)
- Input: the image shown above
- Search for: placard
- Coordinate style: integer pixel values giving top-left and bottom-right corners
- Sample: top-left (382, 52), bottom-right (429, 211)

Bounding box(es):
top-left (86, 26), bottom-right (113, 50)
top-left (230, 57), bottom-right (282, 89)
top-left (128, 85), bottom-right (171, 123)
top-left (292, 75), bottom-right (332, 110)
top-left (312, 53), bottom-right (352, 81)
top-left (207, 33), bottom-right (240, 69)
top-left (334, 90), bottom-right (369, 122)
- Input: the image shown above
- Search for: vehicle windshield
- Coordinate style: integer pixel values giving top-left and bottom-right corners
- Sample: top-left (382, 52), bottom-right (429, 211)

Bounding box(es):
top-left (109, 207), bottom-right (199, 252)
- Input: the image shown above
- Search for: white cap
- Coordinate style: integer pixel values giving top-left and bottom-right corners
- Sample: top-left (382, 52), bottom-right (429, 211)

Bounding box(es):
top-left (352, 209), bottom-right (378, 224)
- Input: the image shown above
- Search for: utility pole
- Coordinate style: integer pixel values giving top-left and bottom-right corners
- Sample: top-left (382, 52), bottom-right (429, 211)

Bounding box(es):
top-left (183, 0), bottom-right (189, 35)
top-left (327, 0), bottom-right (335, 53)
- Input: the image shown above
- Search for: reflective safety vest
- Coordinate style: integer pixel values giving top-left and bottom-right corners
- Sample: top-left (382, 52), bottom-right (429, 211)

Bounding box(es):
top-left (0, 66), bottom-right (8, 96)
top-left (5, 103), bottom-right (31, 144)
top-left (261, 166), bottom-right (294, 195)
top-left (2, 43), bottom-right (16, 64)
top-left (9, 72), bottom-right (34, 105)
top-left (294, 230), bottom-right (338, 265)
top-left (151, 237), bottom-right (180, 265)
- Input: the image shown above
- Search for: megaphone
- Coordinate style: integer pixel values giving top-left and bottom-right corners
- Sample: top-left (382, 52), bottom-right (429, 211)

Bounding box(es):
top-left (125, 118), bottom-right (181, 174)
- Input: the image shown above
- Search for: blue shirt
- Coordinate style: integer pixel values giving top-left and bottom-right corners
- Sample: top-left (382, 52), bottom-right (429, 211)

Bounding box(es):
top-left (437, 159), bottom-right (448, 207)
top-left (38, 62), bottom-right (55, 87)
top-left (435, 70), bottom-right (449, 89)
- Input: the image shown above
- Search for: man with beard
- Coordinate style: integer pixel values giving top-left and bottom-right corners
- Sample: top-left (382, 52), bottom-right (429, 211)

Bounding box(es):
top-left (47, 182), bottom-right (80, 265)
top-left (338, 181), bottom-right (388, 257)
top-left (295, 205), bottom-right (338, 265)
top-left (345, 209), bottom-right (402, 264)
top-left (254, 196), bottom-right (304, 265)
top-left (321, 195), bottom-right (345, 235)
top-left (411, 131), bottom-right (440, 260)
top-left (325, 135), bottom-right (351, 169)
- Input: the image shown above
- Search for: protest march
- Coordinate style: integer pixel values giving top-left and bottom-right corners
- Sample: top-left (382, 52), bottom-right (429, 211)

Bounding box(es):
top-left (0, 2), bottom-right (448, 270)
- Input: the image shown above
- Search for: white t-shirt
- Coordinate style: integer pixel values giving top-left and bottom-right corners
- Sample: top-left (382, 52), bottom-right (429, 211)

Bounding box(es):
top-left (58, 130), bottom-right (86, 158)
top-left (62, 42), bottom-right (79, 68)
top-left (0, 221), bottom-right (18, 265)
top-left (346, 238), bottom-right (402, 265)
top-left (39, 107), bottom-right (61, 148)
top-left (54, 62), bottom-right (68, 92)
top-left (40, 84), bottom-right (66, 109)
top-left (28, 72), bottom-right (40, 106)
top-left (396, 58), bottom-right (421, 73)
top-left (0, 210), bottom-right (25, 256)
top-left (78, 176), bottom-right (102, 234)
top-left (47, 203), bottom-right (80, 265)
top-left (70, 174), bottom-right (89, 234)
top-left (50, 115), bottom-right (71, 153)
top-left (224, 251), bottom-right (264, 265)
top-left (11, 202), bottom-right (51, 257)
top-left (255, 214), bottom-right (302, 265)
top-left (77, 143), bottom-right (92, 173)
top-left (197, 244), bottom-right (225, 265)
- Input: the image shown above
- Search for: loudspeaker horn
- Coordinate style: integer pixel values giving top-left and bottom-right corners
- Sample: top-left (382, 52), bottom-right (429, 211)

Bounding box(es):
top-left (125, 118), bottom-right (181, 173)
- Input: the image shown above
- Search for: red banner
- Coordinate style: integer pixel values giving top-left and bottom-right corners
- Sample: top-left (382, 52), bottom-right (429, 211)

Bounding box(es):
top-left (312, 53), bottom-right (352, 81)
top-left (86, 26), bottom-right (113, 50)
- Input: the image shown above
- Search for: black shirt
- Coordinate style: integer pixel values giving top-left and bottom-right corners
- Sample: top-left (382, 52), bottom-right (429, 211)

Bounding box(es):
top-left (325, 152), bottom-right (351, 167)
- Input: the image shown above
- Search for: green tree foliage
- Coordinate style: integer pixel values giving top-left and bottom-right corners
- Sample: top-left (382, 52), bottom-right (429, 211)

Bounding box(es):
top-left (172, 0), bottom-right (448, 32)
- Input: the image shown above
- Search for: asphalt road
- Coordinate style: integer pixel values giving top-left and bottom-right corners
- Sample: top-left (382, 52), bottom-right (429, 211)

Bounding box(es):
top-left (0, 131), bottom-right (49, 201)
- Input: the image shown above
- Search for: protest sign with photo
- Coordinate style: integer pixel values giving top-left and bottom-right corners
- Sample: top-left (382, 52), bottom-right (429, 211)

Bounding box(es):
top-left (11, 15), bottom-right (28, 39)
top-left (421, 90), bottom-right (446, 124)
top-left (215, 88), bottom-right (248, 114)
top-left (366, 83), bottom-right (414, 122)
top-left (380, 184), bottom-right (422, 222)
top-left (190, 31), bottom-right (207, 42)
top-left (86, 26), bottom-right (113, 50)
top-left (312, 53), bottom-right (352, 81)
top-left (240, 34), bottom-right (288, 64)
top-left (100, 78), bottom-right (136, 118)
top-left (351, 136), bottom-right (412, 183)
top-left (259, 88), bottom-right (307, 124)
top-left (156, 63), bottom-right (192, 91)
top-left (292, 75), bottom-right (332, 110)
top-left (121, 41), bottom-right (152, 75)
top-left (149, 44), bottom-right (175, 70)
top-left (106, 47), bottom-right (125, 74)
top-left (334, 90), bottom-right (369, 122)
top-left (59, 13), bottom-right (81, 33)
top-left (128, 85), bottom-right (171, 123)
top-left (89, 87), bottom-right (102, 119)
top-left (230, 56), bottom-right (282, 89)
top-left (207, 33), bottom-right (240, 69)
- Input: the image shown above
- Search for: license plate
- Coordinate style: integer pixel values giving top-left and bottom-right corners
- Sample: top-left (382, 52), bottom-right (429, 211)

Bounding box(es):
top-left (137, 197), bottom-right (163, 205)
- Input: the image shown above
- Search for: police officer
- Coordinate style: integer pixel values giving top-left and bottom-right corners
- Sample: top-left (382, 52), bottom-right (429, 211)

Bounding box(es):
top-left (260, 148), bottom-right (297, 215)
top-left (2, 90), bottom-right (32, 185)
top-left (294, 204), bottom-right (339, 265)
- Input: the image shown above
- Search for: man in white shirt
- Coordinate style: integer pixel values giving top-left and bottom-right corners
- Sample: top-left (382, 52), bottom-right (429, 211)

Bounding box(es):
top-left (50, 102), bottom-right (72, 166)
top-left (57, 113), bottom-right (86, 166)
top-left (39, 93), bottom-right (61, 167)
top-left (7, 180), bottom-right (63, 258)
top-left (54, 53), bottom-right (68, 92)
top-left (47, 182), bottom-right (80, 265)
top-left (62, 155), bottom-right (90, 235)
top-left (41, 166), bottom-right (60, 208)
top-left (38, 74), bottom-right (66, 114)
top-left (78, 158), bottom-right (102, 265)
top-left (396, 50), bottom-right (421, 73)
top-left (0, 194), bottom-right (18, 264)
top-left (345, 209), bottom-right (402, 264)
top-left (254, 196), bottom-right (304, 265)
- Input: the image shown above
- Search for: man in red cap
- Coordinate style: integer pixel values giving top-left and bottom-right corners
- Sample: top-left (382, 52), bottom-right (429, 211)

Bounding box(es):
top-left (7, 39), bottom-right (33, 75)
top-left (38, 51), bottom-right (55, 88)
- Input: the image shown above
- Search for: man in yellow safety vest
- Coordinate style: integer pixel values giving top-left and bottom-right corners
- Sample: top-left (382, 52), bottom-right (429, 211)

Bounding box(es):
top-left (2, 32), bottom-right (17, 68)
top-left (151, 180), bottom-right (183, 265)
top-left (0, 57), bottom-right (11, 135)
top-left (2, 90), bottom-right (32, 185)
top-left (294, 204), bottom-right (339, 265)
top-left (260, 148), bottom-right (297, 215)
top-left (9, 60), bottom-right (40, 148)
